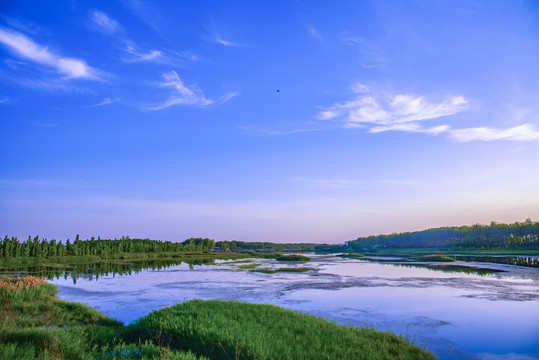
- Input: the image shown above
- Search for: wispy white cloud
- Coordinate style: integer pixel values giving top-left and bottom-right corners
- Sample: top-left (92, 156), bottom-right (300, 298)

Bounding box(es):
top-left (306, 25), bottom-right (323, 41)
top-left (88, 97), bottom-right (120, 107)
top-left (124, 44), bottom-right (162, 62)
top-left (317, 83), bottom-right (468, 133)
top-left (207, 18), bottom-right (241, 47)
top-left (0, 15), bottom-right (42, 35)
top-left (215, 36), bottom-right (238, 47)
top-left (120, 0), bottom-right (167, 38)
top-left (214, 92), bottom-right (239, 106)
top-left (368, 123), bottom-right (450, 134)
top-left (342, 33), bottom-right (387, 68)
top-left (175, 51), bottom-right (199, 62)
top-left (319, 83), bottom-right (539, 142)
top-left (87, 10), bottom-right (175, 65)
top-left (146, 71), bottom-right (213, 110)
top-left (90, 10), bottom-right (122, 34)
top-left (121, 40), bottom-right (199, 65)
top-left (0, 97), bottom-right (10, 104)
top-left (0, 27), bottom-right (102, 80)
top-left (449, 124), bottom-right (539, 142)
top-left (15, 78), bottom-right (79, 92)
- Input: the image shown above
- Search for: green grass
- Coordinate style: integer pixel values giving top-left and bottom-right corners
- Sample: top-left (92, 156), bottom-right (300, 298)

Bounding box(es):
top-left (251, 253), bottom-right (284, 259)
top-left (415, 254), bottom-right (456, 262)
top-left (0, 276), bottom-right (206, 360)
top-left (249, 269), bottom-right (277, 274)
top-left (275, 255), bottom-right (311, 262)
top-left (0, 275), bottom-right (121, 328)
top-left (275, 267), bottom-right (312, 272)
top-left (123, 300), bottom-right (435, 360)
top-left (336, 253), bottom-right (365, 259)
top-left (237, 263), bottom-right (261, 270)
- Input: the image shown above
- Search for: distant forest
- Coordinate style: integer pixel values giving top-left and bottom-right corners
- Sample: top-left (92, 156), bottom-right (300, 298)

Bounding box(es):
top-left (0, 235), bottom-right (216, 259)
top-left (216, 240), bottom-right (318, 252)
top-left (316, 219), bottom-right (539, 252)
top-left (0, 235), bottom-right (318, 260)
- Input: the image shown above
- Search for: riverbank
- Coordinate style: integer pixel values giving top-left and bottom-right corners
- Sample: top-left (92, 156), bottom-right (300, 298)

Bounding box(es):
top-left (0, 275), bottom-right (434, 359)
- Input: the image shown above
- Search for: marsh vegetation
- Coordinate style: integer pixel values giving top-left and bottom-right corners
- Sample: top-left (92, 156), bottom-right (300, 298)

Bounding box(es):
top-left (275, 255), bottom-right (311, 262)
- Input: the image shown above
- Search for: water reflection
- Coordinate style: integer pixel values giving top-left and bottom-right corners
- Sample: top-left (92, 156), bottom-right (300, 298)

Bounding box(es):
top-left (452, 255), bottom-right (539, 268)
top-left (0, 257), bottom-right (215, 283)
top-left (391, 263), bottom-right (505, 276)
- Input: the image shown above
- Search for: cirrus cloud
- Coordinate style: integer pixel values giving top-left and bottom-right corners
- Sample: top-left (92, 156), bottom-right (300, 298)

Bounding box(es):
top-left (316, 83), bottom-right (539, 142)
top-left (449, 124), bottom-right (539, 142)
top-left (146, 71), bottom-right (213, 110)
top-left (124, 44), bottom-right (162, 62)
top-left (89, 10), bottom-right (122, 34)
top-left (317, 83), bottom-right (468, 128)
top-left (0, 27), bottom-right (101, 80)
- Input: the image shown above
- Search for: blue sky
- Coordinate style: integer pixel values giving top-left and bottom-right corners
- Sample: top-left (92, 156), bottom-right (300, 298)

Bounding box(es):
top-left (1, 0), bottom-right (539, 243)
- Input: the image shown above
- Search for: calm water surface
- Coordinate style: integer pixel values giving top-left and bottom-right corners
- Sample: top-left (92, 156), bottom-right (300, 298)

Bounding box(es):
top-left (50, 255), bottom-right (539, 360)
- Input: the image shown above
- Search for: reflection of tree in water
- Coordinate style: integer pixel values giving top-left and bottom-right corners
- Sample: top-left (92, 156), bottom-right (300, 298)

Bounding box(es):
top-left (391, 263), bottom-right (505, 276)
top-left (452, 255), bottom-right (539, 268)
top-left (1, 257), bottom-right (217, 283)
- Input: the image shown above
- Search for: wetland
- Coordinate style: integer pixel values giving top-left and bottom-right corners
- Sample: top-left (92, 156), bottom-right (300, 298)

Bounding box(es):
top-left (3, 252), bottom-right (536, 359)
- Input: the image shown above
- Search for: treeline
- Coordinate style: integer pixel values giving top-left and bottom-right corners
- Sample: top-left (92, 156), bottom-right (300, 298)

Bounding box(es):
top-left (216, 240), bottom-right (318, 252)
top-left (1, 235), bottom-right (216, 259)
top-left (316, 219), bottom-right (539, 252)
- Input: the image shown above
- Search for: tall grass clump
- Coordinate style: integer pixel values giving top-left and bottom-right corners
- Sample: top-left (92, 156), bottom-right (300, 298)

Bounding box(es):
top-left (336, 253), bottom-right (365, 259)
top-left (0, 275), bottom-right (120, 328)
top-left (416, 254), bottom-right (456, 262)
top-left (0, 275), bottom-right (208, 360)
top-left (275, 255), bottom-right (310, 262)
top-left (123, 300), bottom-right (435, 360)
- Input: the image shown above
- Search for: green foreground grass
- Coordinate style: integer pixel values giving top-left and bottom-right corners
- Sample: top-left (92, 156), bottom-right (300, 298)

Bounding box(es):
top-left (122, 300), bottom-right (435, 360)
top-left (1, 275), bottom-right (435, 360)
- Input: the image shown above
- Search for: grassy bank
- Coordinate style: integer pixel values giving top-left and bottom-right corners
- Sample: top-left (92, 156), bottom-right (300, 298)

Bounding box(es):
top-left (1, 275), bottom-right (435, 360)
top-left (123, 300), bottom-right (435, 360)
top-left (0, 275), bottom-right (208, 359)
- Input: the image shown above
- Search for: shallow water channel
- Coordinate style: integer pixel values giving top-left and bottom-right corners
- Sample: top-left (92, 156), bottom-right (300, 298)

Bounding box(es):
top-left (49, 255), bottom-right (539, 360)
